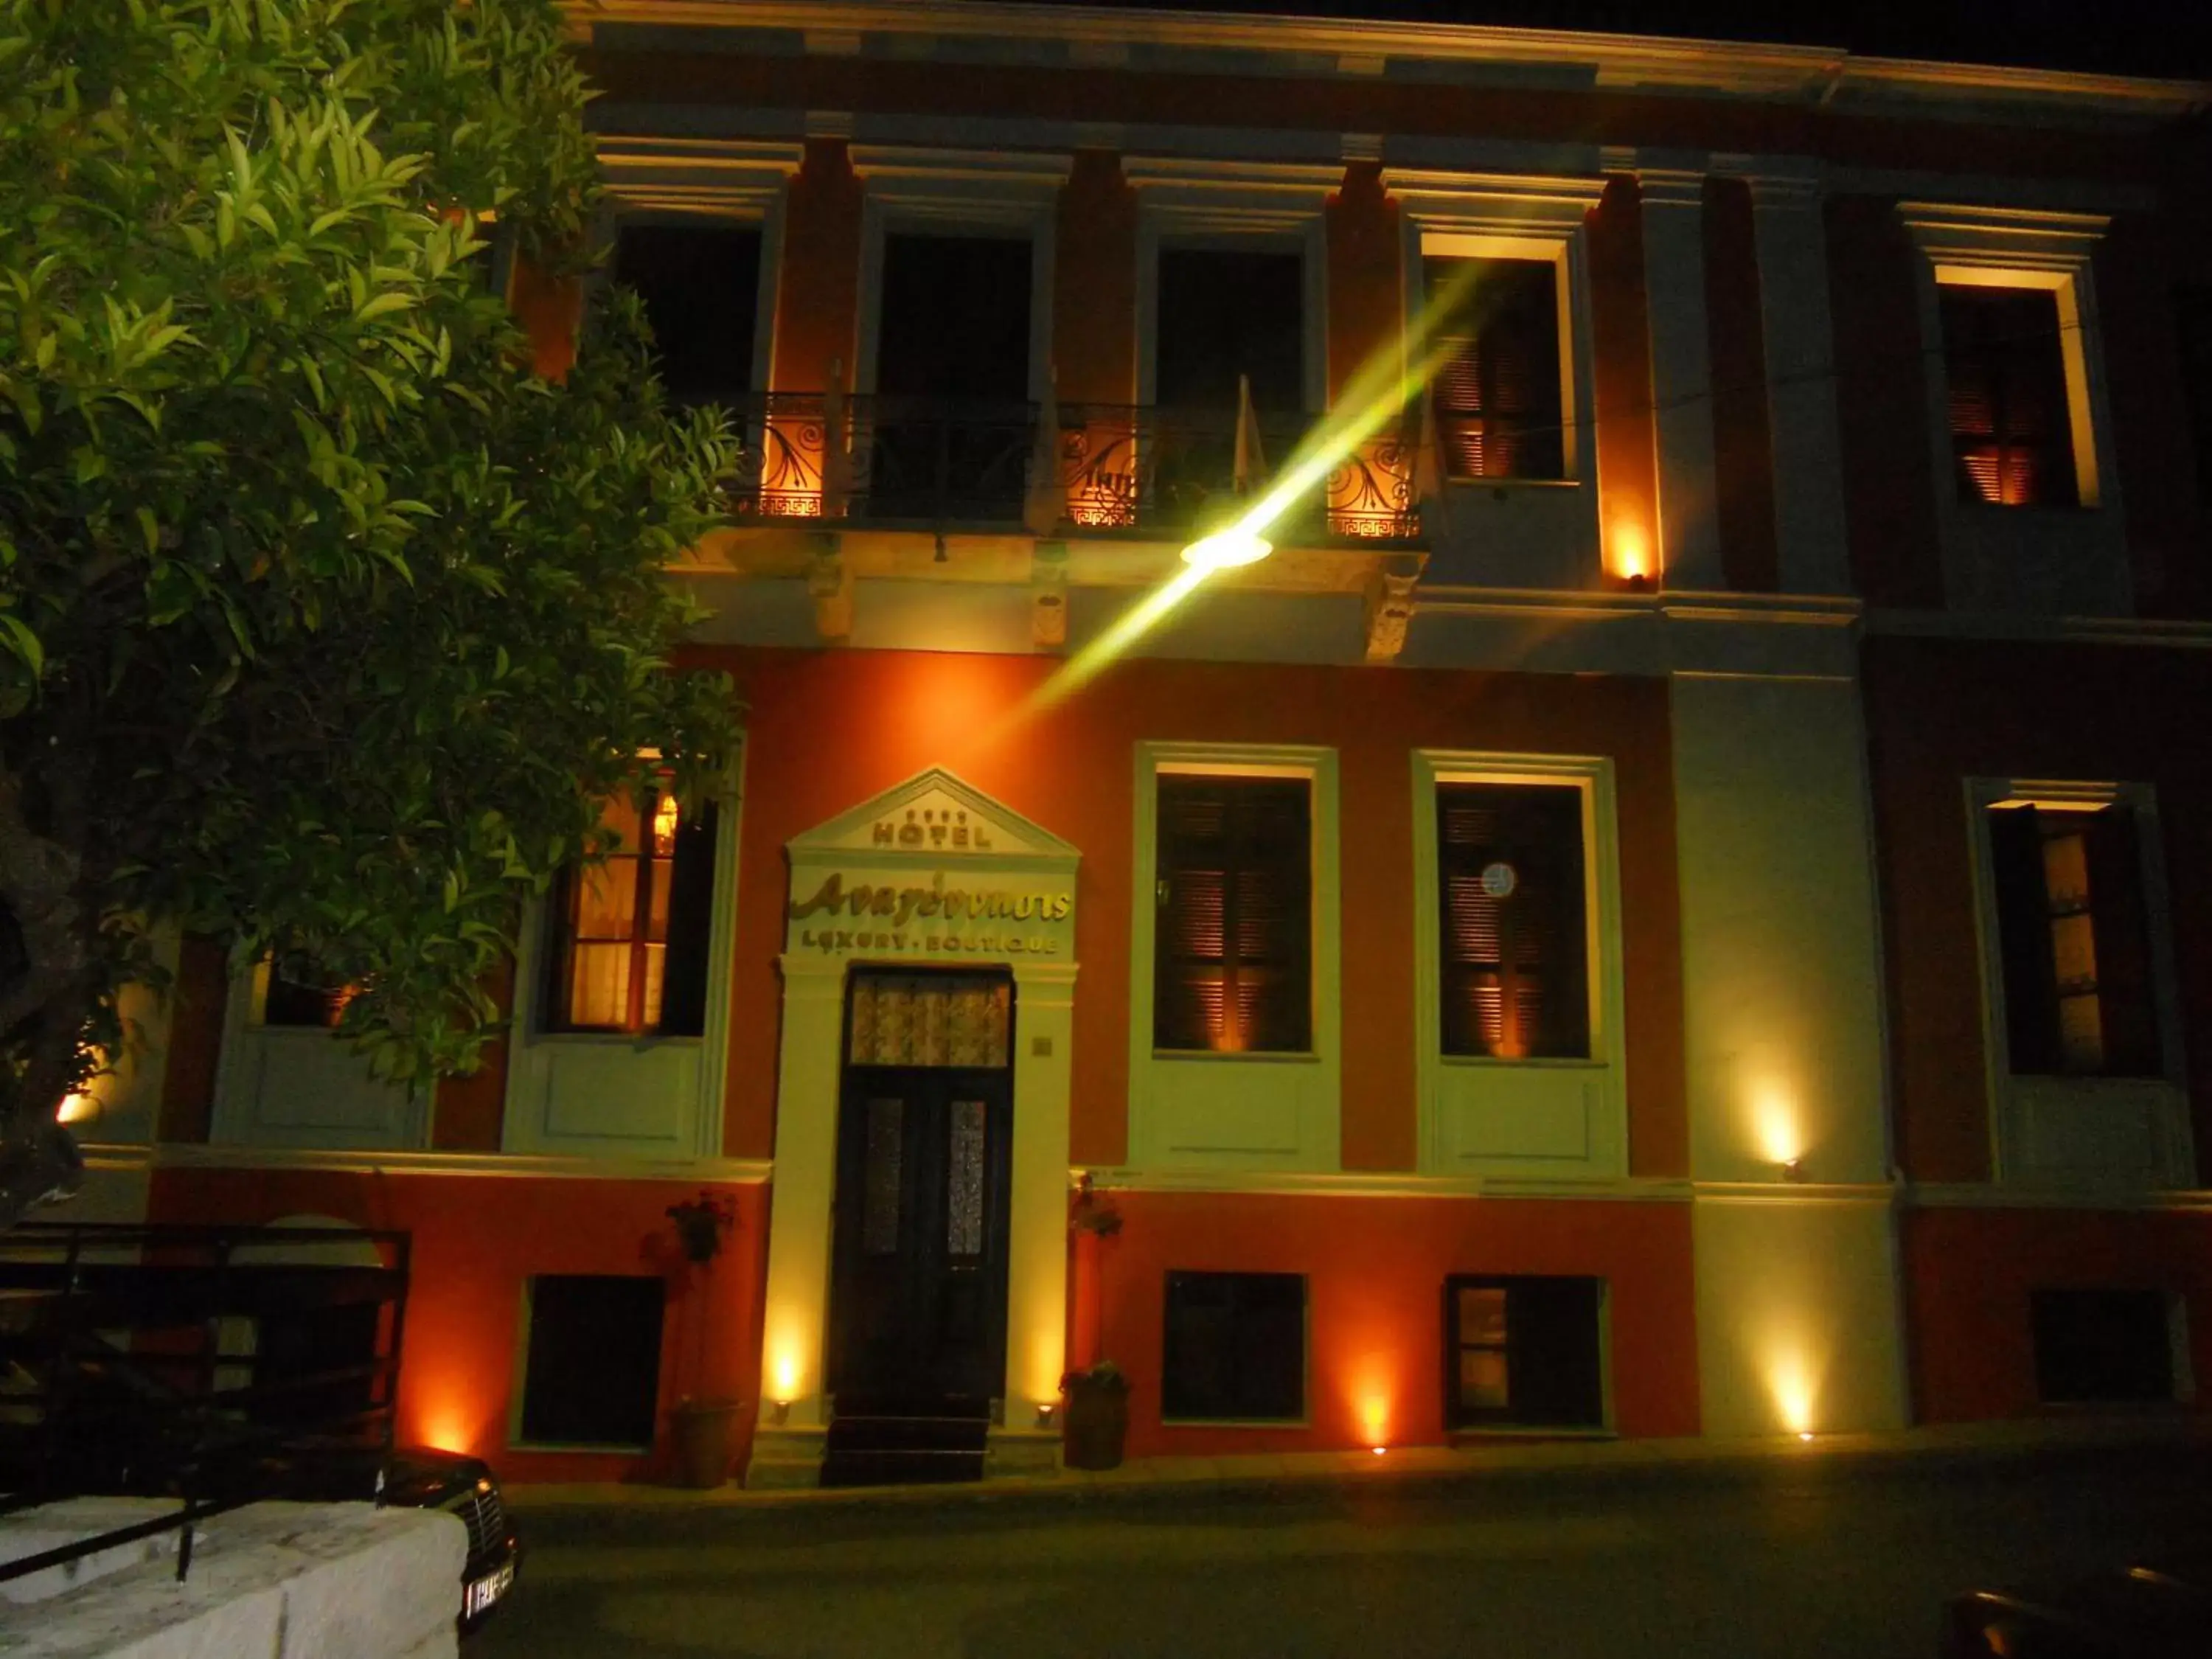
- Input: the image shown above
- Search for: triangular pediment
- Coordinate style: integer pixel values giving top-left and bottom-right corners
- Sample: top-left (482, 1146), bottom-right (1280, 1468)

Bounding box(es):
top-left (787, 768), bottom-right (1079, 868)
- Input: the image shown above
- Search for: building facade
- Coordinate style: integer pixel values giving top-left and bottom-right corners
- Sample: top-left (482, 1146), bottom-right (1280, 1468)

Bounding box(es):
top-left (68, 1), bottom-right (2212, 1486)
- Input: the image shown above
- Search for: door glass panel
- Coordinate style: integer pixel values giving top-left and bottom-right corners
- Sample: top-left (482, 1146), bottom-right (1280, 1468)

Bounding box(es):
top-left (849, 973), bottom-right (1010, 1067)
top-left (863, 1098), bottom-right (903, 1256)
top-left (947, 1099), bottom-right (987, 1258)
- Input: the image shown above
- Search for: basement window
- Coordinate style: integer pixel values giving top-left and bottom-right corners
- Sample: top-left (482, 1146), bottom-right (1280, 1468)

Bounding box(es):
top-left (1161, 1270), bottom-right (1306, 1422)
top-left (2031, 1288), bottom-right (2183, 1405)
top-left (1444, 1275), bottom-right (1604, 1430)
top-left (518, 1275), bottom-right (665, 1448)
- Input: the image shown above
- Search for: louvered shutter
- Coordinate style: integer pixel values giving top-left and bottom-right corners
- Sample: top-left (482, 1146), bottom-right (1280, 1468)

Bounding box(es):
top-left (2081, 805), bottom-right (2160, 1078)
top-left (1425, 259), bottom-right (1565, 482)
top-left (1155, 776), bottom-right (1312, 1054)
top-left (1941, 288), bottom-right (2079, 508)
top-left (1436, 783), bottom-right (1588, 1059)
top-left (1986, 804), bottom-right (2062, 1075)
top-left (656, 802), bottom-right (719, 1037)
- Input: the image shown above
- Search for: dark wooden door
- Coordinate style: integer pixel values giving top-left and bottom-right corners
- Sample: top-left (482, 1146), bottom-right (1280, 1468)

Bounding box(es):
top-left (828, 1058), bottom-right (1013, 1410)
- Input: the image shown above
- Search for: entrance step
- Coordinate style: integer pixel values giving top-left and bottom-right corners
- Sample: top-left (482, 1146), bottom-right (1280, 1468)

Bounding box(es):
top-left (821, 1408), bottom-right (990, 1489)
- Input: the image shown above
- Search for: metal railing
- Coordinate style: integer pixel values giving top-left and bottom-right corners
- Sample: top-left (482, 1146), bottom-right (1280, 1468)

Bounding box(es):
top-left (714, 394), bottom-right (1424, 541)
top-left (0, 1221), bottom-right (412, 1585)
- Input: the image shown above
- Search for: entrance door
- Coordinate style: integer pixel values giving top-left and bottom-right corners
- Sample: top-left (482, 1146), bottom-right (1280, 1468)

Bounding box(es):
top-left (828, 972), bottom-right (1014, 1410)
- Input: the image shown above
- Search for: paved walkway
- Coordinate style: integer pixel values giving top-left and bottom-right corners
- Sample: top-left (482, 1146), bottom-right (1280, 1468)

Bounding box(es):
top-left (504, 1415), bottom-right (2209, 1512)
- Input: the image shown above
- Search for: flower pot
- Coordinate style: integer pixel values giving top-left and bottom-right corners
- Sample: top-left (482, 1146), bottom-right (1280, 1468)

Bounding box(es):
top-left (1062, 1380), bottom-right (1128, 1471)
top-left (669, 1397), bottom-right (742, 1489)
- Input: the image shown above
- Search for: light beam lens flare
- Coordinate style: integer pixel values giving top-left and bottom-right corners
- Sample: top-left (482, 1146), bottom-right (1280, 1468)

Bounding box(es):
top-left (1181, 529), bottom-right (1273, 571)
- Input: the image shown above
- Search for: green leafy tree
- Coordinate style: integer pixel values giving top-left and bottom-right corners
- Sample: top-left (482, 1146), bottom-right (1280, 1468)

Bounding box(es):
top-left (0, 0), bottom-right (741, 1222)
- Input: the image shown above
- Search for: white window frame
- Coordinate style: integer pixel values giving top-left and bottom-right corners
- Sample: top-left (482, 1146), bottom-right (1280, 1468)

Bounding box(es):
top-left (849, 147), bottom-right (1069, 406)
top-left (209, 961), bottom-right (428, 1152)
top-left (1412, 751), bottom-right (1627, 1180)
top-left (593, 136), bottom-right (797, 397)
top-left (502, 750), bottom-right (747, 1164)
top-left (1965, 776), bottom-right (2193, 1190)
top-left (1126, 741), bottom-right (1341, 1174)
top-left (1902, 204), bottom-right (2132, 616)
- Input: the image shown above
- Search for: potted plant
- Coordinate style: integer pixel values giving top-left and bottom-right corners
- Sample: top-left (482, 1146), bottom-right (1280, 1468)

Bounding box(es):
top-left (1060, 1360), bottom-right (1130, 1470)
top-left (664, 1192), bottom-right (743, 1488)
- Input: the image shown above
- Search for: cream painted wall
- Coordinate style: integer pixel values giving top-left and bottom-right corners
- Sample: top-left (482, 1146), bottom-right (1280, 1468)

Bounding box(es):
top-left (1673, 673), bottom-right (1891, 1186)
top-left (1693, 1198), bottom-right (1908, 1436)
top-left (1673, 671), bottom-right (1908, 1436)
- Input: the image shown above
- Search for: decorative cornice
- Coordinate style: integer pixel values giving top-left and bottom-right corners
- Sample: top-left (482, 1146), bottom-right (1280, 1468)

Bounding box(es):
top-left (1905, 1181), bottom-right (2212, 1213)
top-left (597, 136), bottom-right (803, 217)
top-left (1899, 201), bottom-right (2110, 275)
top-left (142, 1142), bottom-right (774, 1185)
top-left (571, 2), bottom-right (2211, 125)
top-left (1082, 1166), bottom-right (1694, 1201)
top-left (1691, 1180), bottom-right (1897, 1206)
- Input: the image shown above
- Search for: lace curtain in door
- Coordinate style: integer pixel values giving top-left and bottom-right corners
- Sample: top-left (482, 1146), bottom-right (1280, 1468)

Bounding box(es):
top-left (847, 973), bottom-right (1010, 1068)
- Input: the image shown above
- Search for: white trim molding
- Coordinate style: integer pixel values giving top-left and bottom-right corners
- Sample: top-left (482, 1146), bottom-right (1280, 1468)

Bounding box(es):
top-left (1901, 202), bottom-right (2131, 616)
top-left (1964, 776), bottom-right (2194, 1192)
top-left (1085, 1165), bottom-right (1692, 1202)
top-left (150, 1142), bottom-right (773, 1184)
top-left (1411, 751), bottom-right (1629, 1181)
top-left (1127, 741), bottom-right (1343, 1174)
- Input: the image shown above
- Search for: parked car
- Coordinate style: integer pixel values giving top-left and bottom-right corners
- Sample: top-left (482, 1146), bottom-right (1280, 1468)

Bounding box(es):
top-left (1941, 1565), bottom-right (2210, 1658)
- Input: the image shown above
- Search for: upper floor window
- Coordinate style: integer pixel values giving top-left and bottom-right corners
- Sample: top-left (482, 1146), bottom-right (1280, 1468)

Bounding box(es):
top-left (1984, 797), bottom-right (2161, 1079)
top-left (1436, 782), bottom-right (1589, 1060)
top-left (613, 221), bottom-right (762, 407)
top-left (1153, 773), bottom-right (1312, 1055)
top-left (1424, 257), bottom-right (1565, 482)
top-left (874, 231), bottom-right (1032, 404)
top-left (543, 790), bottom-right (719, 1037)
top-left (1938, 284), bottom-right (2079, 509)
top-left (1155, 246), bottom-right (1305, 415)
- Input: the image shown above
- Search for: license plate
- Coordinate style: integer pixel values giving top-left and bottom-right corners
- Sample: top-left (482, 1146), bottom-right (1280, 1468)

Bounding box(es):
top-left (465, 1563), bottom-right (513, 1618)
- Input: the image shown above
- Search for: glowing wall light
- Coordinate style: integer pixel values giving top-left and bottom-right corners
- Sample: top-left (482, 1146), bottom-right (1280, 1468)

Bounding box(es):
top-left (1766, 1351), bottom-right (1818, 1439)
top-left (1608, 519), bottom-right (1654, 586)
top-left (57, 1091), bottom-right (98, 1126)
top-left (1181, 527), bottom-right (1275, 571)
top-left (1750, 1087), bottom-right (1803, 1172)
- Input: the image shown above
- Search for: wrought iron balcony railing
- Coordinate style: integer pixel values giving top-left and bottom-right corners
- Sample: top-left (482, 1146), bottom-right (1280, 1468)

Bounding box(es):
top-left (716, 394), bottom-right (1421, 542)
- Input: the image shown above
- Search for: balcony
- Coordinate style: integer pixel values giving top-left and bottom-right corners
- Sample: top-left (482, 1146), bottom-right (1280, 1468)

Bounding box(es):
top-left (717, 394), bottom-right (1422, 543)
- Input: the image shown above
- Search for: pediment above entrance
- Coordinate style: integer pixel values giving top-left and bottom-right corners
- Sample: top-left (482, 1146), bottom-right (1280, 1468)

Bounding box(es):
top-left (787, 768), bottom-right (1078, 874)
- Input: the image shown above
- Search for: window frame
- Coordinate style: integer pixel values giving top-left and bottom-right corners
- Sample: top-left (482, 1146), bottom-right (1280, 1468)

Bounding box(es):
top-left (1126, 742), bottom-right (1342, 1174)
top-left (1932, 268), bottom-right (2098, 511)
top-left (1412, 752), bottom-right (1627, 1178)
top-left (1441, 1273), bottom-right (1611, 1433)
top-left (509, 1273), bottom-right (668, 1453)
top-left (1159, 1269), bottom-right (1311, 1427)
top-left (1418, 242), bottom-right (1574, 484)
top-left (605, 215), bottom-right (774, 408)
top-left (1965, 776), bottom-right (2194, 1189)
top-left (540, 785), bottom-right (703, 1039)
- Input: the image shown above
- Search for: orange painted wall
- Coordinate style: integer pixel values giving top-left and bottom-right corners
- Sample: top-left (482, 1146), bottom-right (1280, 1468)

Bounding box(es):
top-left (1054, 152), bottom-right (1138, 406)
top-left (1826, 195), bottom-right (1944, 609)
top-left (771, 139), bottom-right (865, 394)
top-left (145, 1167), bottom-right (770, 1486)
top-left (1088, 1192), bottom-right (1700, 1454)
top-left (1903, 1206), bottom-right (2212, 1422)
top-left (1324, 161), bottom-right (1402, 404)
top-left (1863, 636), bottom-right (2212, 1183)
top-left (697, 647), bottom-right (1687, 1178)
top-left (1587, 175), bottom-right (1660, 584)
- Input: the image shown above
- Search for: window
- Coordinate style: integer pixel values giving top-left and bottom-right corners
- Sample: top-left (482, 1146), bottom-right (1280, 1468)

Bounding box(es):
top-left (1938, 285), bottom-right (2079, 508)
top-left (1155, 247), bottom-right (1305, 414)
top-left (1985, 800), bottom-right (2160, 1078)
top-left (2032, 1289), bottom-right (2181, 1405)
top-left (2177, 286), bottom-right (2212, 509)
top-left (543, 792), bottom-right (719, 1037)
top-left (613, 222), bottom-right (762, 406)
top-left (1162, 1271), bottom-right (1305, 1422)
top-left (874, 232), bottom-right (1032, 404)
top-left (1153, 776), bottom-right (1312, 1054)
top-left (518, 1275), bottom-right (664, 1447)
top-left (1444, 1276), bottom-right (1604, 1430)
top-left (1425, 257), bottom-right (1565, 481)
top-left (1436, 782), bottom-right (1589, 1059)
top-left (260, 969), bottom-right (353, 1029)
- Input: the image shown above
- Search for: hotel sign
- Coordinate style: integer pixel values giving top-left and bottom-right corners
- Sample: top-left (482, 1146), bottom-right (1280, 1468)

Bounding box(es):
top-left (784, 768), bottom-right (1081, 966)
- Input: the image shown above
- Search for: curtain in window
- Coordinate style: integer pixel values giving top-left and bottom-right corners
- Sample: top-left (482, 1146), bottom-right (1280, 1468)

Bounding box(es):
top-left (847, 973), bottom-right (1009, 1068)
top-left (1940, 286), bottom-right (2079, 507)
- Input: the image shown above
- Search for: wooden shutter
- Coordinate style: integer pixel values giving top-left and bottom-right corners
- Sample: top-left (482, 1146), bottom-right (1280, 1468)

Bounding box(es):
top-left (1426, 259), bottom-right (1564, 481)
top-left (2081, 804), bottom-right (2160, 1077)
top-left (656, 801), bottom-right (719, 1037)
top-left (1987, 804), bottom-right (2062, 1075)
top-left (1436, 783), bottom-right (1588, 1059)
top-left (1940, 287), bottom-right (2079, 507)
top-left (1154, 776), bottom-right (1312, 1054)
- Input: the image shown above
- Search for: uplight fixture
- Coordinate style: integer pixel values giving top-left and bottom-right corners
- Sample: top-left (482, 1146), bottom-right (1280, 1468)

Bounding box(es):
top-left (769, 1399), bottom-right (791, 1426)
top-left (1035, 1402), bottom-right (1058, 1429)
top-left (1180, 527), bottom-right (1274, 571)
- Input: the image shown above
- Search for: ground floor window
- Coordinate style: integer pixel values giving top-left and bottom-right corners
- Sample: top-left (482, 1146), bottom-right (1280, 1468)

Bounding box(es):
top-left (2031, 1288), bottom-right (2182, 1405)
top-left (518, 1275), bottom-right (666, 1447)
top-left (1444, 1275), bottom-right (1604, 1430)
top-left (1161, 1271), bottom-right (1306, 1422)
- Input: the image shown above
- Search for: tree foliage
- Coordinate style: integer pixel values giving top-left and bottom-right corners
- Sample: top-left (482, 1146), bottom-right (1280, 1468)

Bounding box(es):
top-left (0, 0), bottom-right (742, 1217)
